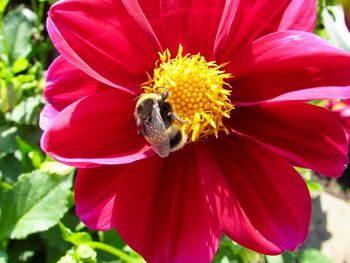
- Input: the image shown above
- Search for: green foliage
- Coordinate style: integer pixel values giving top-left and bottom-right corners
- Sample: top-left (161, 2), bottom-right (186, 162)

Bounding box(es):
top-left (0, 171), bottom-right (73, 240)
top-left (0, 253), bottom-right (6, 263)
top-left (213, 236), bottom-right (261, 263)
top-left (298, 249), bottom-right (333, 263)
top-left (297, 167), bottom-right (324, 192)
top-left (0, 5), bottom-right (36, 63)
top-left (266, 249), bottom-right (333, 263)
top-left (9, 95), bottom-right (43, 125)
top-left (0, 0), bottom-right (9, 16)
top-left (315, 0), bottom-right (340, 38)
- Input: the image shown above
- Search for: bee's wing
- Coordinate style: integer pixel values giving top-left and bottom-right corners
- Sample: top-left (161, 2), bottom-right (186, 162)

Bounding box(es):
top-left (143, 101), bottom-right (170, 158)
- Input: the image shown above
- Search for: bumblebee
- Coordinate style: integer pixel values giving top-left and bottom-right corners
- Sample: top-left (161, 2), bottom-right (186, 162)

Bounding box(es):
top-left (134, 89), bottom-right (187, 158)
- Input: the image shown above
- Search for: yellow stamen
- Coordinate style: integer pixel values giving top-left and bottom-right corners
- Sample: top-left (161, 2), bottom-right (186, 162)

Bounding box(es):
top-left (141, 44), bottom-right (234, 142)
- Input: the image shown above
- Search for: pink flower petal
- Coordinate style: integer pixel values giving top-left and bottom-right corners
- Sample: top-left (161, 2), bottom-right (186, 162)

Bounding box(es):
top-left (198, 135), bottom-right (311, 254)
top-left (45, 56), bottom-right (109, 110)
top-left (41, 89), bottom-right (152, 167)
top-left (227, 31), bottom-right (350, 105)
top-left (39, 104), bottom-right (59, 131)
top-left (75, 165), bottom-right (126, 231)
top-left (215, 0), bottom-right (316, 60)
top-left (229, 102), bottom-right (348, 177)
top-left (75, 150), bottom-right (221, 263)
top-left (157, 0), bottom-right (226, 58)
top-left (278, 0), bottom-right (316, 32)
top-left (119, 0), bottom-right (162, 51)
top-left (125, 0), bottom-right (230, 58)
top-left (47, 0), bottom-right (159, 94)
top-left (250, 86), bottom-right (350, 105)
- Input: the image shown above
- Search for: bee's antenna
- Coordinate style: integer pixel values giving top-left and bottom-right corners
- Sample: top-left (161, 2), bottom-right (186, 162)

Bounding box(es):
top-left (161, 85), bottom-right (169, 101)
top-left (162, 86), bottom-right (169, 101)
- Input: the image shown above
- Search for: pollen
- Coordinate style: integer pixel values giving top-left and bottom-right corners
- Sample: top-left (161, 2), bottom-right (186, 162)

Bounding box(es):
top-left (142, 45), bottom-right (234, 142)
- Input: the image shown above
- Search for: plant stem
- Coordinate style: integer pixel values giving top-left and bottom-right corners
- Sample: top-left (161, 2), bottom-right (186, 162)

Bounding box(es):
top-left (86, 241), bottom-right (136, 263)
top-left (31, 0), bottom-right (38, 15)
top-left (37, 1), bottom-right (45, 28)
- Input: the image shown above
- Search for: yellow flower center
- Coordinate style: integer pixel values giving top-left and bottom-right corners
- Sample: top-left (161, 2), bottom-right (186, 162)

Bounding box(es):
top-left (141, 45), bottom-right (234, 142)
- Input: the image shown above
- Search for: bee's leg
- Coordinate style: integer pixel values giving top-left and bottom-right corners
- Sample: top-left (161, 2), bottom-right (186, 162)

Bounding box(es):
top-left (168, 112), bottom-right (186, 124)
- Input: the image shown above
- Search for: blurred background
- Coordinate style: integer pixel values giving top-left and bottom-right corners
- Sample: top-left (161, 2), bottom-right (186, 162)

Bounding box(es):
top-left (0, 0), bottom-right (349, 262)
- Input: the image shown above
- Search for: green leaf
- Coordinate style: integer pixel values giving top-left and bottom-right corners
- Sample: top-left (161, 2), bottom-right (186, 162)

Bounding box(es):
top-left (15, 136), bottom-right (45, 170)
top-left (237, 248), bottom-right (260, 263)
top-left (0, 80), bottom-right (20, 113)
top-left (0, 126), bottom-right (18, 156)
top-left (40, 161), bottom-right (75, 176)
top-left (1, 5), bottom-right (36, 62)
top-left (9, 95), bottom-right (42, 125)
top-left (12, 57), bottom-right (29, 74)
top-left (75, 245), bottom-right (97, 263)
top-left (40, 225), bottom-right (72, 262)
top-left (213, 237), bottom-right (257, 263)
top-left (298, 249), bottom-right (333, 263)
top-left (0, 125), bottom-right (41, 158)
top-left (0, 171), bottom-right (73, 240)
top-left (0, 111), bottom-right (5, 125)
top-left (0, 154), bottom-right (22, 183)
top-left (266, 252), bottom-right (296, 263)
top-left (0, 0), bottom-right (8, 18)
top-left (69, 232), bottom-right (93, 246)
top-left (326, 0), bottom-right (339, 5)
top-left (59, 222), bottom-right (93, 246)
top-left (282, 252), bottom-right (297, 263)
top-left (306, 180), bottom-right (324, 192)
top-left (16, 125), bottom-right (42, 146)
top-left (0, 251), bottom-right (8, 263)
top-left (13, 74), bottom-right (35, 84)
top-left (265, 255), bottom-right (284, 263)
top-left (57, 250), bottom-right (77, 263)
top-left (40, 225), bottom-right (70, 253)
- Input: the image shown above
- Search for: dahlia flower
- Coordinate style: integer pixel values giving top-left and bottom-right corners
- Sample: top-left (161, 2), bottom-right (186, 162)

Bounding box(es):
top-left (41, 0), bottom-right (350, 262)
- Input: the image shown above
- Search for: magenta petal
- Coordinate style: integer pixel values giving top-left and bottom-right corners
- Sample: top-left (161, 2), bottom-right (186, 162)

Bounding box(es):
top-left (75, 165), bottom-right (124, 230)
top-left (39, 104), bottom-right (59, 131)
top-left (278, 0), bottom-right (316, 32)
top-left (228, 31), bottom-right (350, 104)
top-left (41, 89), bottom-right (152, 167)
top-left (45, 56), bottom-right (109, 110)
top-left (47, 0), bottom-right (158, 93)
top-left (119, 0), bottom-right (162, 51)
top-left (157, 0), bottom-right (226, 58)
top-left (198, 135), bottom-right (311, 254)
top-left (261, 86), bottom-right (350, 104)
top-left (229, 102), bottom-right (348, 177)
top-left (128, 0), bottom-right (227, 57)
top-left (75, 150), bottom-right (221, 263)
top-left (216, 0), bottom-right (316, 60)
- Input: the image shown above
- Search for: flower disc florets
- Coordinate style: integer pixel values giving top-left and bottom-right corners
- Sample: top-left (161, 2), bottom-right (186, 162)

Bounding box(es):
top-left (142, 45), bottom-right (233, 142)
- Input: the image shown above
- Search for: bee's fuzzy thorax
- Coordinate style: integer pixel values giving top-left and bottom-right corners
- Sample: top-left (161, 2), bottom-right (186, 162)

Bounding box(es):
top-left (135, 93), bottom-right (162, 109)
